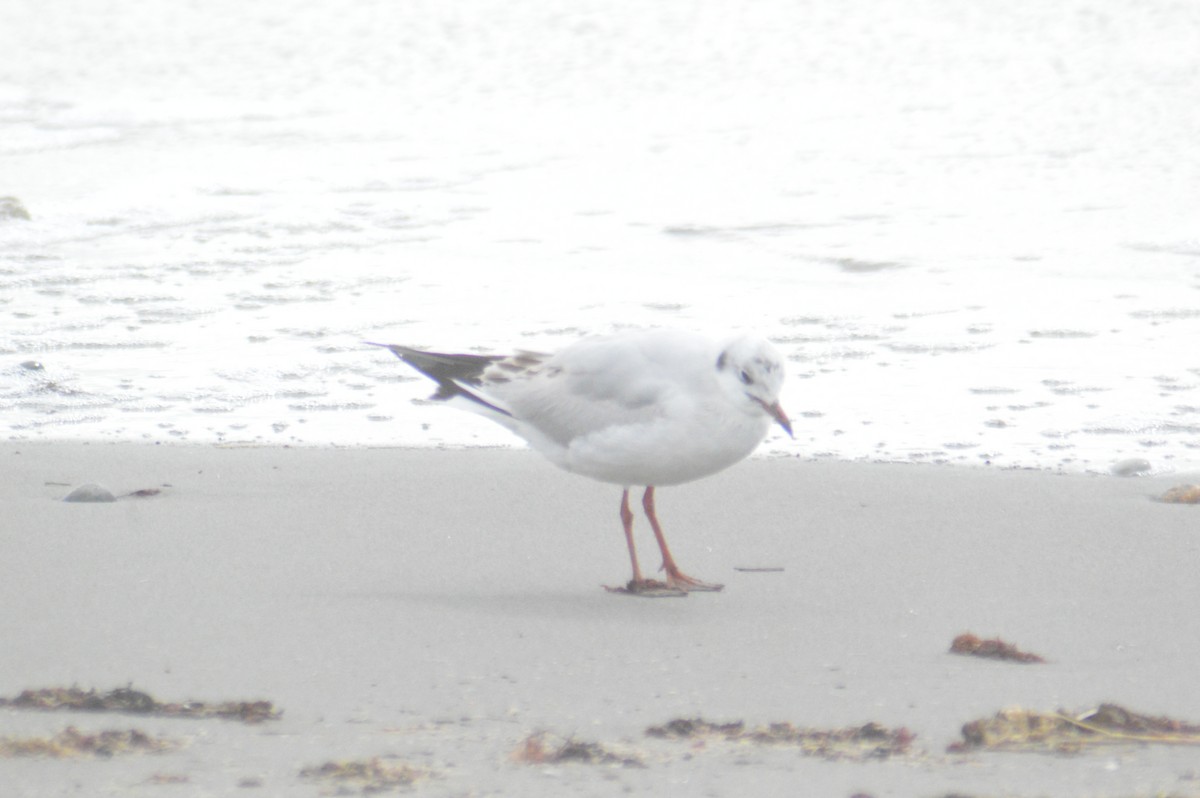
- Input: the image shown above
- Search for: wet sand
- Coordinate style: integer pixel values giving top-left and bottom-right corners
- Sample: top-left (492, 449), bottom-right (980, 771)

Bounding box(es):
top-left (2, 442), bottom-right (1199, 796)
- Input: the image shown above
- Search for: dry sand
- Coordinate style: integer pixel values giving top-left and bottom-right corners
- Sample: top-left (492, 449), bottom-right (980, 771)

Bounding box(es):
top-left (1, 442), bottom-right (1198, 797)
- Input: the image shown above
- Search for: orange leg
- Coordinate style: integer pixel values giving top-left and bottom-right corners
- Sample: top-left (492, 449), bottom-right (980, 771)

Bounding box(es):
top-left (642, 486), bottom-right (724, 592)
top-left (606, 489), bottom-right (686, 596)
top-left (619, 489), bottom-right (645, 585)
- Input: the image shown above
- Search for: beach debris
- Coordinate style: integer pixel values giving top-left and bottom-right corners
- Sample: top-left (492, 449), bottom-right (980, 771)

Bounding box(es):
top-left (646, 718), bottom-right (744, 739)
top-left (300, 757), bottom-right (430, 793)
top-left (1159, 484), bottom-right (1200, 504)
top-left (949, 633), bottom-right (1046, 663)
top-left (1111, 458), bottom-right (1152, 477)
top-left (948, 703), bottom-right (1200, 754)
top-left (62, 483), bottom-right (116, 503)
top-left (512, 731), bottom-right (644, 768)
top-left (645, 717), bottom-right (916, 761)
top-left (0, 196), bottom-right (31, 221)
top-left (0, 727), bottom-right (177, 758)
top-left (1, 685), bottom-right (280, 724)
top-left (733, 566), bottom-right (786, 573)
top-left (60, 484), bottom-right (165, 501)
top-left (124, 487), bottom-right (163, 498)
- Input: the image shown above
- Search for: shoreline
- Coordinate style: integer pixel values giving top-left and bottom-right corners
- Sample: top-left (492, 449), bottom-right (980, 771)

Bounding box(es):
top-left (3, 442), bottom-right (1199, 796)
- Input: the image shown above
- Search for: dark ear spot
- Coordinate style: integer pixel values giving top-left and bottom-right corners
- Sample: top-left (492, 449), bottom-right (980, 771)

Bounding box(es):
top-left (716, 351), bottom-right (727, 370)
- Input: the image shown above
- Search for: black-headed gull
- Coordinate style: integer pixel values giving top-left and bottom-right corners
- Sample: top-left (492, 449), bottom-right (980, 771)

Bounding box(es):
top-left (370, 329), bottom-right (791, 596)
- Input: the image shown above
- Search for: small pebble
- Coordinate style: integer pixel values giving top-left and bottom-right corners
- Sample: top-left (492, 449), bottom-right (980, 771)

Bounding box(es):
top-left (1110, 458), bottom-right (1152, 477)
top-left (63, 484), bottom-right (116, 503)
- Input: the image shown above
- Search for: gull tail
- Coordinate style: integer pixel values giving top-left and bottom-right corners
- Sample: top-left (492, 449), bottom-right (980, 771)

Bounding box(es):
top-left (366, 342), bottom-right (514, 420)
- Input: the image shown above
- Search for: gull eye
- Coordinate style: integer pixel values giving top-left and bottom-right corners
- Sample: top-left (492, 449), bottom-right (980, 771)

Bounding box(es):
top-left (739, 370), bottom-right (753, 385)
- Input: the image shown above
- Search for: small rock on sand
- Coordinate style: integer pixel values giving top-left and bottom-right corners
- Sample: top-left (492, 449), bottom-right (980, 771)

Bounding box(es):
top-left (1110, 458), bottom-right (1152, 477)
top-left (63, 484), bottom-right (116, 503)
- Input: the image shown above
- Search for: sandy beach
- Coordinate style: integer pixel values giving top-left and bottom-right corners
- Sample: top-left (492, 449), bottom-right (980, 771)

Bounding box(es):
top-left (1, 442), bottom-right (1198, 796)
top-left (5, 0), bottom-right (1198, 793)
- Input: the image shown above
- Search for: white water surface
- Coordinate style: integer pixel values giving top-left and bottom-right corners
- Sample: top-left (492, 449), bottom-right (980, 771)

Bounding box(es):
top-left (2, 0), bottom-right (1198, 473)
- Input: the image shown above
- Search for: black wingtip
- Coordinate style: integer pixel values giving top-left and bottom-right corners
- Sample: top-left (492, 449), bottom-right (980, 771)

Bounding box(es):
top-left (368, 342), bottom-right (514, 419)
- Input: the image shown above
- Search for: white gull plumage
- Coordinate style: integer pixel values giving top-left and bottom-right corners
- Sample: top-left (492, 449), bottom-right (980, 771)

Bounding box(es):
top-left (370, 328), bottom-right (791, 596)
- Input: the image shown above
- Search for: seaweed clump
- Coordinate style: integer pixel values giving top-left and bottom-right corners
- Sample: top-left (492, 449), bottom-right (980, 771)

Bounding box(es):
top-left (299, 758), bottom-right (430, 792)
top-left (950, 633), bottom-right (1047, 663)
top-left (646, 717), bottom-right (916, 761)
top-left (1, 685), bottom-right (279, 724)
top-left (512, 732), bottom-right (644, 767)
top-left (0, 727), bottom-right (176, 758)
top-left (949, 704), bottom-right (1200, 754)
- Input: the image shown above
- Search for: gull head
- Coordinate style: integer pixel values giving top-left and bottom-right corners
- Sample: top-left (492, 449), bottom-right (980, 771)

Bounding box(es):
top-left (715, 336), bottom-right (792, 437)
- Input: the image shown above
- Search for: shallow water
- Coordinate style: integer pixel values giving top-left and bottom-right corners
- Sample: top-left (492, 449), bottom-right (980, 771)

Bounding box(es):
top-left (1, 0), bottom-right (1198, 473)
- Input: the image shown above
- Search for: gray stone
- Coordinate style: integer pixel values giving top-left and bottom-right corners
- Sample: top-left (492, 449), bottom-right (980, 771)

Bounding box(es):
top-left (1110, 458), bottom-right (1152, 477)
top-left (63, 483), bottom-right (116, 502)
